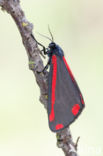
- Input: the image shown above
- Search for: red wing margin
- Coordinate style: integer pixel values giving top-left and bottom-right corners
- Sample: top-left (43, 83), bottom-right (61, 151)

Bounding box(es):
top-left (48, 55), bottom-right (85, 132)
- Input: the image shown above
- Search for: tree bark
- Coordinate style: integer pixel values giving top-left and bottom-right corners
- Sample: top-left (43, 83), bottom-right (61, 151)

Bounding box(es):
top-left (0, 0), bottom-right (79, 156)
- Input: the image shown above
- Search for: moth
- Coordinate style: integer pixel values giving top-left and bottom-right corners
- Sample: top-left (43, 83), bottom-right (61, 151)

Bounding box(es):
top-left (32, 28), bottom-right (85, 132)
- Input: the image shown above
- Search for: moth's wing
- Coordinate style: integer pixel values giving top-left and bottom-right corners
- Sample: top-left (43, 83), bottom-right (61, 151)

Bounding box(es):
top-left (48, 55), bottom-right (85, 132)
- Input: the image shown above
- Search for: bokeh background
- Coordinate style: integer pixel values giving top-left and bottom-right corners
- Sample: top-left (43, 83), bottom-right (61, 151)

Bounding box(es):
top-left (0, 0), bottom-right (103, 156)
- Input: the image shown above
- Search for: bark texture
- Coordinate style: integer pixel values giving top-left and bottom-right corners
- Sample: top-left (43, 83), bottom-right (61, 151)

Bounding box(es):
top-left (0, 0), bottom-right (79, 156)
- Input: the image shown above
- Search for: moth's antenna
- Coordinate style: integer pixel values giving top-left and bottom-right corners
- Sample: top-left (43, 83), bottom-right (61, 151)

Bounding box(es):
top-left (48, 25), bottom-right (54, 42)
top-left (36, 32), bottom-right (52, 42)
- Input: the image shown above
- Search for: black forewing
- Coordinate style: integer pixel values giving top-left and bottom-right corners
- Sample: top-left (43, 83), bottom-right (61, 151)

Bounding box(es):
top-left (48, 54), bottom-right (85, 132)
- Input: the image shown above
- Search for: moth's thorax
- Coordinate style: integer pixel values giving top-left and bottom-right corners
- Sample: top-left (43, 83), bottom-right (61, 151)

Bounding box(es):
top-left (48, 42), bottom-right (64, 57)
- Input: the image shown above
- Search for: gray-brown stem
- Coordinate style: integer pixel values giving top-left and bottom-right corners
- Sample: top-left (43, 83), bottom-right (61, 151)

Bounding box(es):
top-left (0, 0), bottom-right (79, 156)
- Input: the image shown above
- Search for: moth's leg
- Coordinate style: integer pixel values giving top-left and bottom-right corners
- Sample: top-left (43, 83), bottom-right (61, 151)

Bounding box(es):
top-left (42, 60), bottom-right (50, 72)
top-left (31, 34), bottom-right (47, 57)
top-left (41, 47), bottom-right (48, 55)
top-left (37, 57), bottom-right (51, 74)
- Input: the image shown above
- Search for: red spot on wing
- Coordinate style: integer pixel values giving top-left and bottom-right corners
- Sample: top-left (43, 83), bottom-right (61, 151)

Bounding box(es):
top-left (63, 56), bottom-right (74, 81)
top-left (72, 104), bottom-right (80, 116)
top-left (49, 55), bottom-right (57, 122)
top-left (55, 124), bottom-right (64, 130)
top-left (80, 94), bottom-right (84, 104)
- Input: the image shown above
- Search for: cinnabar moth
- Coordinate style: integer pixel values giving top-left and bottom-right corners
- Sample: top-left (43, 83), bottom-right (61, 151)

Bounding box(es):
top-left (47, 42), bottom-right (85, 132)
top-left (33, 29), bottom-right (85, 132)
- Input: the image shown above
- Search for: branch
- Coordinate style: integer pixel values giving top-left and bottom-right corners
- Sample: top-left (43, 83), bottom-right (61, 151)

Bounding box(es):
top-left (0, 1), bottom-right (79, 156)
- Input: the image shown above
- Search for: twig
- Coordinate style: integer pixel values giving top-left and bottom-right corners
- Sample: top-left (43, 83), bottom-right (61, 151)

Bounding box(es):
top-left (0, 0), bottom-right (79, 156)
top-left (75, 137), bottom-right (80, 151)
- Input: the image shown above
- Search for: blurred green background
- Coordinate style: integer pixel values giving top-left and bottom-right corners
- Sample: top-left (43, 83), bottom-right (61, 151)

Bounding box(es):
top-left (0, 0), bottom-right (103, 156)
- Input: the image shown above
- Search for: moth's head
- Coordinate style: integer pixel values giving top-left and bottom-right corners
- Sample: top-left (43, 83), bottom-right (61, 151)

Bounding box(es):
top-left (48, 42), bottom-right (56, 49)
